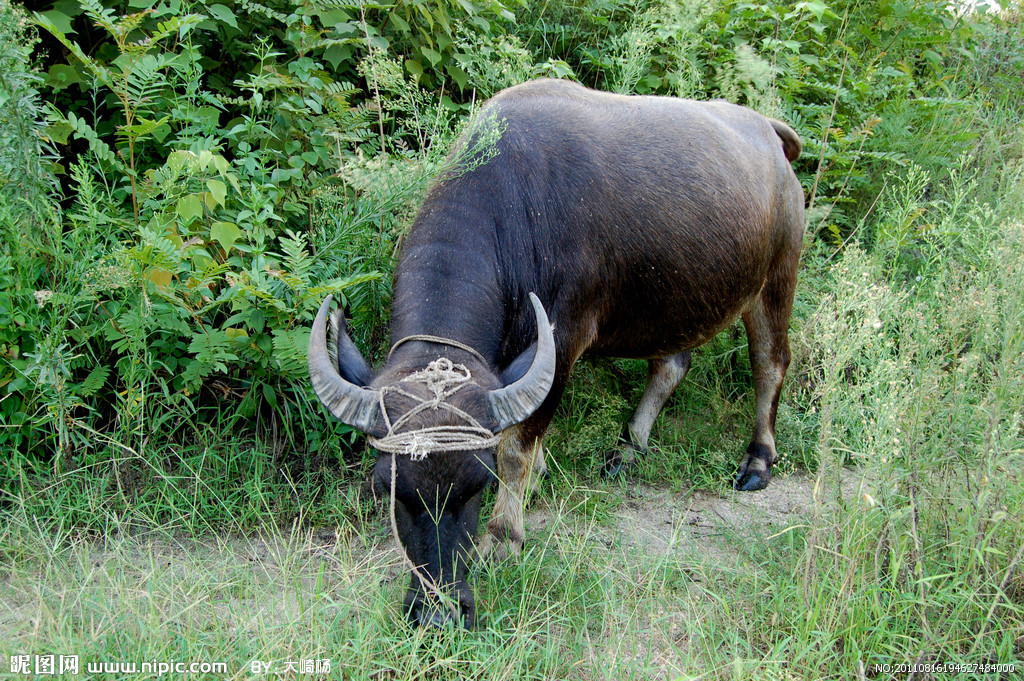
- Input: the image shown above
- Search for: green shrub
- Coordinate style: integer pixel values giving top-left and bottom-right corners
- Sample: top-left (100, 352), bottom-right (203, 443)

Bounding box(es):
top-left (9, 0), bottom-right (1024, 472)
top-left (2, 2), bottom-right (393, 460)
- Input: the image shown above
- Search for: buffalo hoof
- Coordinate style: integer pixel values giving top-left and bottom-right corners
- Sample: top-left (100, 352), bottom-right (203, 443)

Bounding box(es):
top-left (734, 469), bottom-right (770, 491)
top-left (602, 441), bottom-right (641, 478)
top-left (733, 442), bottom-right (774, 492)
top-left (407, 595), bottom-right (473, 629)
top-left (476, 533), bottom-right (522, 564)
top-left (416, 605), bottom-right (458, 629)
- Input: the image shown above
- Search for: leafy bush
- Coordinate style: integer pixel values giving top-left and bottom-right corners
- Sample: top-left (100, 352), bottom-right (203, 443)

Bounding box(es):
top-left (1, 2), bottom-right (392, 459)
top-left (7, 0), bottom-right (1023, 470)
top-left (0, 0), bottom-right (62, 454)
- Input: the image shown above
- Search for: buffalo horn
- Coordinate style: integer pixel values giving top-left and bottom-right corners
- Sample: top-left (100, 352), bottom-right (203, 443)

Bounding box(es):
top-left (488, 293), bottom-right (557, 431)
top-left (308, 295), bottom-right (382, 434)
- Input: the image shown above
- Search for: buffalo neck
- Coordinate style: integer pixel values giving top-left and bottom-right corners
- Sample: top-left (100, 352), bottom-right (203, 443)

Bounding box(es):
top-left (389, 199), bottom-right (507, 368)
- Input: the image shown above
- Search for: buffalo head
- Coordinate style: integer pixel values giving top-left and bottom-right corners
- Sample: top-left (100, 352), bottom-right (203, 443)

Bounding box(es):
top-left (307, 293), bottom-right (555, 627)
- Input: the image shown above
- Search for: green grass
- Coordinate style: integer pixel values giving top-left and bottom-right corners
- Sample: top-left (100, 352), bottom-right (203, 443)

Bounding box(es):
top-left (3, 0), bottom-right (1023, 675)
top-left (3, 191), bottom-right (1023, 678)
top-left (3, 48), bottom-right (1024, 678)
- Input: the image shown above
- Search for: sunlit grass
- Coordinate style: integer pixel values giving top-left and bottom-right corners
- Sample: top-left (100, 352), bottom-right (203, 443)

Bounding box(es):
top-left (3, 161), bottom-right (1023, 681)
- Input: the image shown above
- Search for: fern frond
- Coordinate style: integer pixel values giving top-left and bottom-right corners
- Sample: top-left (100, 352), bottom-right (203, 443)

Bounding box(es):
top-left (76, 364), bottom-right (111, 398)
top-left (58, 110), bottom-right (128, 173)
top-left (271, 328), bottom-right (309, 378)
top-left (278, 230), bottom-right (312, 286)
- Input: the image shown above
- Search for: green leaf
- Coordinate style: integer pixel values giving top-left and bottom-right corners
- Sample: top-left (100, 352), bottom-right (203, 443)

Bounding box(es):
top-left (76, 364), bottom-right (110, 397)
top-left (176, 194), bottom-right (204, 223)
top-left (46, 119), bottom-right (75, 145)
top-left (122, 116), bottom-right (169, 141)
top-left (147, 267), bottom-right (173, 289)
top-left (211, 154), bottom-right (230, 175)
top-left (198, 150), bottom-right (215, 171)
top-left (41, 9), bottom-right (75, 34)
top-left (206, 179), bottom-right (227, 208)
top-left (210, 221), bottom-right (241, 254)
top-left (46, 64), bottom-right (85, 91)
top-left (405, 59), bottom-right (424, 79)
top-left (194, 106), bottom-right (221, 129)
top-left (271, 328), bottom-right (310, 378)
top-left (454, 0), bottom-right (477, 16)
top-left (446, 64), bottom-right (468, 89)
top-left (390, 12), bottom-right (410, 33)
top-left (261, 382), bottom-right (278, 409)
top-left (922, 49), bottom-right (942, 68)
top-left (316, 9), bottom-right (352, 24)
top-left (324, 44), bottom-right (349, 70)
top-left (420, 46), bottom-right (442, 67)
top-left (206, 4), bottom-right (238, 29)
top-left (795, 0), bottom-right (838, 21)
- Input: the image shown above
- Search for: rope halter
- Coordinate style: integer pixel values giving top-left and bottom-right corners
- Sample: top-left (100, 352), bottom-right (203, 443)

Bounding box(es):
top-left (367, 357), bottom-right (500, 461)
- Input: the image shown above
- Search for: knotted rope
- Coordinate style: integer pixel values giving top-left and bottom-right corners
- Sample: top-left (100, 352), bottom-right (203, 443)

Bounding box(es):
top-left (370, 353), bottom-right (498, 625)
top-left (368, 357), bottom-right (500, 461)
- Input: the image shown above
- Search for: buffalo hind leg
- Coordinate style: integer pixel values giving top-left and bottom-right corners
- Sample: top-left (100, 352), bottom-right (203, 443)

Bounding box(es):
top-left (604, 352), bottom-right (692, 476)
top-left (734, 262), bottom-right (796, 491)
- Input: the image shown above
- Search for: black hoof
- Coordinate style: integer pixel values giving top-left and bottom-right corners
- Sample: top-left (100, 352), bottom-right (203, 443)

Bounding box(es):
top-left (417, 606), bottom-right (456, 629)
top-left (734, 442), bottom-right (774, 491)
top-left (734, 470), bottom-right (770, 491)
top-left (603, 431), bottom-right (641, 478)
top-left (602, 447), bottom-right (639, 478)
top-left (602, 459), bottom-right (629, 478)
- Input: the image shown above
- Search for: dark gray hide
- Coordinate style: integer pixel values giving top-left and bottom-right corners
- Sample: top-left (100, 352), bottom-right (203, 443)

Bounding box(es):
top-left (309, 79), bottom-right (805, 628)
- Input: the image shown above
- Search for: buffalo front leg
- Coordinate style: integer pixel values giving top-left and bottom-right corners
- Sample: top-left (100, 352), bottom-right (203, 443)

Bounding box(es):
top-left (735, 263), bottom-right (796, 491)
top-left (604, 352), bottom-right (691, 476)
top-left (477, 427), bottom-right (546, 562)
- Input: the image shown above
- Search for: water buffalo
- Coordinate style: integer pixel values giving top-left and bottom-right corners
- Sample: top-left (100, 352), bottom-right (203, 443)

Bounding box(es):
top-left (308, 79), bottom-right (804, 627)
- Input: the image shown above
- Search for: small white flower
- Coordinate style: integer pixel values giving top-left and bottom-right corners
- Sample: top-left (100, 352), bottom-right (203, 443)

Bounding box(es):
top-left (34, 290), bottom-right (53, 308)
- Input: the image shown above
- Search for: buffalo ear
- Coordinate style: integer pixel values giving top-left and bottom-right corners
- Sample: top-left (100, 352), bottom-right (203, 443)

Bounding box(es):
top-left (499, 342), bottom-right (537, 386)
top-left (331, 307), bottom-right (376, 387)
top-left (487, 293), bottom-right (557, 431)
top-left (309, 295), bottom-right (386, 437)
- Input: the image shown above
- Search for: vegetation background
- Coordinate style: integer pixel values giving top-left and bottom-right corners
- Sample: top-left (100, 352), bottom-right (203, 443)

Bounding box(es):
top-left (1, 0), bottom-right (1022, 677)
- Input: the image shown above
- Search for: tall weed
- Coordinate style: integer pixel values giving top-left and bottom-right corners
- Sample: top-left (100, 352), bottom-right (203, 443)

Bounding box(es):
top-left (786, 167), bottom-right (1024, 667)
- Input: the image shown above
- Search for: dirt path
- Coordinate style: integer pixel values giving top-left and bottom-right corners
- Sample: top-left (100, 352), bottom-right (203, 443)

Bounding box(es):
top-left (516, 469), bottom-right (859, 570)
top-left (351, 469), bottom-right (862, 571)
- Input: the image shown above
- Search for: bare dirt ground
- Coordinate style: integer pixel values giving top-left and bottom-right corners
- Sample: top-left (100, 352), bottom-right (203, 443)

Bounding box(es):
top-left (526, 469), bottom-right (859, 565)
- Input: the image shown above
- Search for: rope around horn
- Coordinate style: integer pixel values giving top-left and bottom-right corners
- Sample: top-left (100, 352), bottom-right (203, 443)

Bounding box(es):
top-left (368, 357), bottom-right (500, 460)
top-left (371, 356), bottom-right (500, 624)
top-left (387, 334), bottom-right (489, 366)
